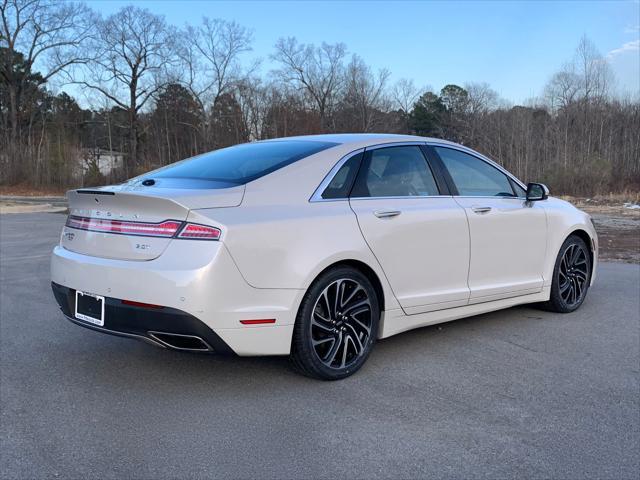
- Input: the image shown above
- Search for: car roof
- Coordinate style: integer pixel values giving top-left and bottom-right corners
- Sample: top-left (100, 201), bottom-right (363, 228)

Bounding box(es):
top-left (261, 133), bottom-right (460, 148)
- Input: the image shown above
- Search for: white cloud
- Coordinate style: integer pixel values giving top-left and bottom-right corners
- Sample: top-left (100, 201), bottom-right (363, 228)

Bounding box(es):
top-left (607, 40), bottom-right (640, 58)
top-left (624, 25), bottom-right (639, 34)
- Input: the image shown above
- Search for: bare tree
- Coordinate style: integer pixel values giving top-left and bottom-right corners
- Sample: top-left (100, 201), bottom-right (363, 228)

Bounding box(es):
top-left (544, 65), bottom-right (581, 111)
top-left (272, 37), bottom-right (347, 130)
top-left (465, 82), bottom-right (499, 115)
top-left (0, 0), bottom-right (92, 142)
top-left (74, 6), bottom-right (174, 174)
top-left (235, 76), bottom-right (270, 140)
top-left (575, 35), bottom-right (613, 103)
top-left (343, 54), bottom-right (390, 131)
top-left (392, 78), bottom-right (425, 132)
top-left (177, 18), bottom-right (253, 148)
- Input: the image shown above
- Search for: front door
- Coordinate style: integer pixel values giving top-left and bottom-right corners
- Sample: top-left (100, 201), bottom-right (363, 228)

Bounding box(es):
top-left (432, 146), bottom-right (547, 302)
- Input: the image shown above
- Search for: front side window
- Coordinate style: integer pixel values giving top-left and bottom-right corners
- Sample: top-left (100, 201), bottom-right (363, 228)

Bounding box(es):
top-left (351, 146), bottom-right (439, 198)
top-left (511, 180), bottom-right (527, 198)
top-left (434, 147), bottom-right (515, 197)
top-left (149, 140), bottom-right (337, 185)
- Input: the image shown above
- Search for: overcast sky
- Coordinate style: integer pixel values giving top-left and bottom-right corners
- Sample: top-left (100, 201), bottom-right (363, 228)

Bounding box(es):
top-left (85, 0), bottom-right (639, 103)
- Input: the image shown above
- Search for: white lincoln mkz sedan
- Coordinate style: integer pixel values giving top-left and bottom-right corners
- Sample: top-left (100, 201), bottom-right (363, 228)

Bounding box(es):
top-left (51, 134), bottom-right (597, 379)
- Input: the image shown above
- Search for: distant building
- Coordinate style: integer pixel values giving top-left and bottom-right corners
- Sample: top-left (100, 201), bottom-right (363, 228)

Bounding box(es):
top-left (78, 148), bottom-right (125, 177)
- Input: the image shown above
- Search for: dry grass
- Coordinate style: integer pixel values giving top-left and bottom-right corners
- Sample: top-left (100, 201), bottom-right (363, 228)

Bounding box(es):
top-left (0, 184), bottom-right (67, 197)
top-left (560, 191), bottom-right (640, 207)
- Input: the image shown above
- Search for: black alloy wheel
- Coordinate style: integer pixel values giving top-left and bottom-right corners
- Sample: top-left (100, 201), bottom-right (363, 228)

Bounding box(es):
top-left (290, 266), bottom-right (380, 380)
top-left (544, 235), bottom-right (592, 313)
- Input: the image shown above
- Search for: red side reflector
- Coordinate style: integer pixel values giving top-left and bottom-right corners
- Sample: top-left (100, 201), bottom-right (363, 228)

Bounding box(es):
top-left (121, 300), bottom-right (164, 309)
top-left (239, 319), bottom-right (276, 325)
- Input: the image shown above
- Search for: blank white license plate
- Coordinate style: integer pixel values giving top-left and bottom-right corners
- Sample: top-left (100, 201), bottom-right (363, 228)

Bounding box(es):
top-left (75, 290), bottom-right (105, 327)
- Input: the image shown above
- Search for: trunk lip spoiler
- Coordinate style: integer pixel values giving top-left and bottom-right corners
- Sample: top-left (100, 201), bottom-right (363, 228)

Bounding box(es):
top-left (76, 189), bottom-right (115, 195)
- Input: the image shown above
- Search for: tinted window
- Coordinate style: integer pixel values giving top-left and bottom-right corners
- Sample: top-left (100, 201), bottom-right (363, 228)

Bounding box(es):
top-left (150, 140), bottom-right (337, 185)
top-left (435, 147), bottom-right (515, 197)
top-left (321, 152), bottom-right (363, 199)
top-left (351, 146), bottom-right (439, 198)
top-left (511, 180), bottom-right (526, 197)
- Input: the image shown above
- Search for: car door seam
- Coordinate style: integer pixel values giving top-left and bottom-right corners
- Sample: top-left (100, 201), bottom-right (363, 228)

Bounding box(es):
top-left (453, 196), bottom-right (473, 304)
top-left (347, 198), bottom-right (406, 314)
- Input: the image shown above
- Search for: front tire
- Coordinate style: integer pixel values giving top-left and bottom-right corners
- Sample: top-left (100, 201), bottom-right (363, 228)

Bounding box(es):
top-left (290, 266), bottom-right (380, 380)
top-left (543, 234), bottom-right (592, 313)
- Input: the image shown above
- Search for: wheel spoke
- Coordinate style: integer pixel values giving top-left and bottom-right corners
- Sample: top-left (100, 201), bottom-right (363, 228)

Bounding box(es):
top-left (571, 246), bottom-right (582, 266)
top-left (574, 270), bottom-right (587, 282)
top-left (324, 332), bottom-right (343, 365)
top-left (340, 285), bottom-right (364, 310)
top-left (560, 254), bottom-right (569, 276)
top-left (333, 280), bottom-right (343, 319)
top-left (350, 313), bottom-right (371, 335)
top-left (345, 324), bottom-right (364, 354)
top-left (319, 289), bottom-right (333, 320)
top-left (313, 336), bottom-right (335, 347)
top-left (343, 298), bottom-right (370, 315)
top-left (312, 321), bottom-right (333, 333)
top-left (575, 276), bottom-right (584, 298)
top-left (340, 335), bottom-right (350, 368)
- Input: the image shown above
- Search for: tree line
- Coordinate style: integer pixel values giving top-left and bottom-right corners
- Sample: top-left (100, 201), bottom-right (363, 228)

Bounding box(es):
top-left (1, 0), bottom-right (638, 195)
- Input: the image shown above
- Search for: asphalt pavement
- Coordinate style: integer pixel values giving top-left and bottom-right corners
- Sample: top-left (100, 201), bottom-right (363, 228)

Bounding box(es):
top-left (1, 213), bottom-right (638, 479)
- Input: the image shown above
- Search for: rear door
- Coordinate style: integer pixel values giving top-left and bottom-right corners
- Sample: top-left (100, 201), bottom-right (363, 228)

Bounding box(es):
top-left (432, 146), bottom-right (547, 302)
top-left (349, 144), bottom-right (470, 314)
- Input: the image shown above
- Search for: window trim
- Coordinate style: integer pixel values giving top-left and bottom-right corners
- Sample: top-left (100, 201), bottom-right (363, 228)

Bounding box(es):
top-left (309, 140), bottom-right (527, 202)
top-left (309, 148), bottom-right (365, 202)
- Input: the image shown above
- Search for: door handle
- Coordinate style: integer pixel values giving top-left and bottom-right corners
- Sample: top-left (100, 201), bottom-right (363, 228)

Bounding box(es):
top-left (374, 209), bottom-right (401, 218)
top-left (471, 206), bottom-right (492, 214)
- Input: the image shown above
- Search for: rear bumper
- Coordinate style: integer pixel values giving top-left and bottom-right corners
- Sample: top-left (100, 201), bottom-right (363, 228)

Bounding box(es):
top-left (52, 282), bottom-right (235, 353)
top-left (51, 242), bottom-right (302, 355)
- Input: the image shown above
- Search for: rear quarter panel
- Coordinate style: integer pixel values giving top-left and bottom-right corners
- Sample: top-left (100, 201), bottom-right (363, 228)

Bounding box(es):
top-left (189, 144), bottom-right (401, 311)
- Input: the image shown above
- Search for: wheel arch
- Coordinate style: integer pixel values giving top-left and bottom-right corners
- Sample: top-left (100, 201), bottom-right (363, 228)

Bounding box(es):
top-left (308, 259), bottom-right (386, 312)
top-left (566, 228), bottom-right (596, 279)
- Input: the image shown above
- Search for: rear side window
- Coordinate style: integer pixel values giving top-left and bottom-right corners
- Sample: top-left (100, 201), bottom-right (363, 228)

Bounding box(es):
top-left (321, 152), bottom-right (363, 199)
top-left (150, 140), bottom-right (337, 185)
top-left (351, 146), bottom-right (439, 198)
top-left (434, 147), bottom-right (515, 197)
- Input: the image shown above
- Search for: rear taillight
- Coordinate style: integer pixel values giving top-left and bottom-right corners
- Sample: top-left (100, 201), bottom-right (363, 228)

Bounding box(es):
top-left (65, 216), bottom-right (221, 240)
top-left (66, 216), bottom-right (181, 237)
top-left (177, 223), bottom-right (221, 240)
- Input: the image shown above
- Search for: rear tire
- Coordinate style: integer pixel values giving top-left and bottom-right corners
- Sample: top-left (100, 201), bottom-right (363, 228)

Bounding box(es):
top-left (290, 266), bottom-right (380, 380)
top-left (542, 234), bottom-right (592, 313)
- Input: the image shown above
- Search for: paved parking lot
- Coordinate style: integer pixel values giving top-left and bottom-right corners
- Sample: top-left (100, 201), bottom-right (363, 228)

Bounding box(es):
top-left (1, 212), bottom-right (638, 479)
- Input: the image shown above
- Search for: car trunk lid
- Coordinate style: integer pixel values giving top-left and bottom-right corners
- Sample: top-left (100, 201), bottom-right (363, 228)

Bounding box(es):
top-left (61, 184), bottom-right (243, 261)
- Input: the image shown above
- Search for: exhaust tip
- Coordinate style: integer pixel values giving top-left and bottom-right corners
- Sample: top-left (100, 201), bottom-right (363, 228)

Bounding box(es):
top-left (148, 331), bottom-right (213, 352)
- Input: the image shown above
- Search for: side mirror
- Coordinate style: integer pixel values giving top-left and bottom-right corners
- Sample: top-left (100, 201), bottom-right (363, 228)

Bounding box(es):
top-left (526, 182), bottom-right (549, 201)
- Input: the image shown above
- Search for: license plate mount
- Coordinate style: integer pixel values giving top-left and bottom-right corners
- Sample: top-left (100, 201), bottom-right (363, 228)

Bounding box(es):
top-left (74, 290), bottom-right (105, 327)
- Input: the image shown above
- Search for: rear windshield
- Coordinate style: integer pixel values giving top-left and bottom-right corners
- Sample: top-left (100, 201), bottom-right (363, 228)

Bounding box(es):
top-left (149, 140), bottom-right (337, 185)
